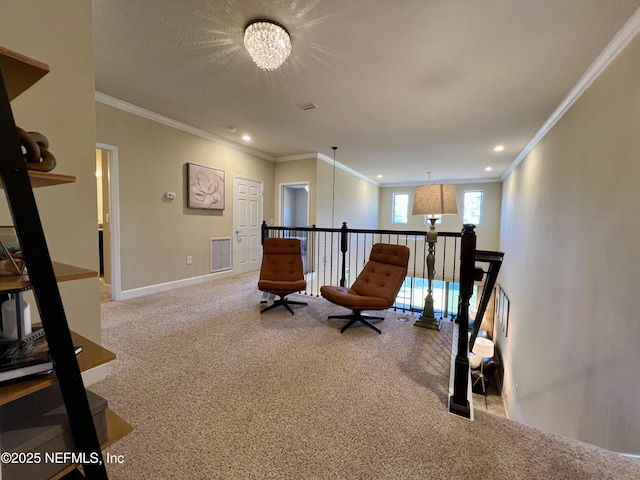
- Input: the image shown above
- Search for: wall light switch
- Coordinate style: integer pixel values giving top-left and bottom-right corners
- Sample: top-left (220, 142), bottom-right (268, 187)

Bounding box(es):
top-left (186, 256), bottom-right (192, 265)
top-left (165, 192), bottom-right (176, 200)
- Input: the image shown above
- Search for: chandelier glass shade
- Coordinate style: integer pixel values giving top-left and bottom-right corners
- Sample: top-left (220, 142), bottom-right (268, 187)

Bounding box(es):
top-left (244, 20), bottom-right (292, 70)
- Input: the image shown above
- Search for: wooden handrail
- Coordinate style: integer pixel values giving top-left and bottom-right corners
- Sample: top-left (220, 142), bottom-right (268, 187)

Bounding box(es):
top-left (263, 221), bottom-right (493, 418)
top-left (469, 250), bottom-right (504, 349)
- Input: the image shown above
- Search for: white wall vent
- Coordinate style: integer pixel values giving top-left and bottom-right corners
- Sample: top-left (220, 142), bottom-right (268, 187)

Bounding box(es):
top-left (210, 237), bottom-right (232, 273)
top-left (297, 102), bottom-right (317, 111)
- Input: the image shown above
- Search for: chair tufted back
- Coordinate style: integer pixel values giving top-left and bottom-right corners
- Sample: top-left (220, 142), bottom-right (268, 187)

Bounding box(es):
top-left (259, 237), bottom-right (304, 283)
top-left (350, 243), bottom-right (410, 305)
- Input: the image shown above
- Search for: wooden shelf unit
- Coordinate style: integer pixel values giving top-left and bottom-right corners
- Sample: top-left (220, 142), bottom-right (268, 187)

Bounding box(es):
top-left (0, 331), bottom-right (132, 480)
top-left (0, 46), bottom-right (129, 479)
top-left (0, 331), bottom-right (114, 406)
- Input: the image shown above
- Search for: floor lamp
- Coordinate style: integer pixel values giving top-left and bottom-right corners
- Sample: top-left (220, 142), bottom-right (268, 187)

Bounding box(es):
top-left (472, 337), bottom-right (495, 408)
top-left (412, 183), bottom-right (458, 330)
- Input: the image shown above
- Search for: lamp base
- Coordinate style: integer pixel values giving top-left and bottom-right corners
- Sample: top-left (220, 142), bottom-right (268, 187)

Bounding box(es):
top-left (414, 314), bottom-right (442, 331)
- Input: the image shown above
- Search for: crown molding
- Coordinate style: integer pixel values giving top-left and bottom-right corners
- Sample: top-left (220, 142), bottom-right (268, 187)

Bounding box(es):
top-left (94, 92), bottom-right (380, 184)
top-left (316, 152), bottom-right (380, 186)
top-left (275, 153), bottom-right (320, 162)
top-left (502, 7), bottom-right (640, 181)
top-left (94, 92), bottom-right (275, 161)
top-left (381, 177), bottom-right (503, 188)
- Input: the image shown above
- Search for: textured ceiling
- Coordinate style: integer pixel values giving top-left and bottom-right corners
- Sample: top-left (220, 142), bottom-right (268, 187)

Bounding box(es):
top-left (93, 0), bottom-right (640, 185)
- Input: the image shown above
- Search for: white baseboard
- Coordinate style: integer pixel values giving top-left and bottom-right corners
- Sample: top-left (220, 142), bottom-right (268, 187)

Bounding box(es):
top-left (622, 453), bottom-right (640, 461)
top-left (118, 270), bottom-right (238, 300)
top-left (82, 363), bottom-right (109, 387)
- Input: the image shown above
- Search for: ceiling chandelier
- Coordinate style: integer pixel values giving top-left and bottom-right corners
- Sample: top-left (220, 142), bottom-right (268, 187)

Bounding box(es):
top-left (244, 20), bottom-right (291, 71)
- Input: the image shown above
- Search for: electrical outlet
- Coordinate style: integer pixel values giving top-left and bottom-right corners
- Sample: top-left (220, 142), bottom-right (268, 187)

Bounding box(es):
top-left (186, 256), bottom-right (192, 265)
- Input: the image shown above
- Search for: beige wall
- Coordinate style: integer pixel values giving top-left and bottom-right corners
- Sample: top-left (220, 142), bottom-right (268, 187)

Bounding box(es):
top-left (379, 182), bottom-right (502, 250)
top-left (274, 157), bottom-right (317, 225)
top-left (377, 182), bottom-right (501, 281)
top-left (316, 161), bottom-right (379, 229)
top-left (499, 35), bottom-right (640, 453)
top-left (95, 103), bottom-right (275, 291)
top-left (0, 1), bottom-right (101, 342)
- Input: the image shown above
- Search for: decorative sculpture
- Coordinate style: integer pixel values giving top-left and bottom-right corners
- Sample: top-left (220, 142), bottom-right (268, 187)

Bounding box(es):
top-left (16, 126), bottom-right (56, 172)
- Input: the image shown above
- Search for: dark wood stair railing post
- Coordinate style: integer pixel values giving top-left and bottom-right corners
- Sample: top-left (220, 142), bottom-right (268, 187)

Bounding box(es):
top-left (449, 223), bottom-right (476, 418)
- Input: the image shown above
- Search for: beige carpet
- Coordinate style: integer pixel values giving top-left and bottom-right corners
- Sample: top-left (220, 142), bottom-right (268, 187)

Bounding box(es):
top-left (91, 272), bottom-right (640, 479)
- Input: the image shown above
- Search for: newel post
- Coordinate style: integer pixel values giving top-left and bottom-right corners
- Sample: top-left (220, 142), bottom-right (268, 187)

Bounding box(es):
top-left (449, 223), bottom-right (476, 419)
top-left (339, 222), bottom-right (348, 287)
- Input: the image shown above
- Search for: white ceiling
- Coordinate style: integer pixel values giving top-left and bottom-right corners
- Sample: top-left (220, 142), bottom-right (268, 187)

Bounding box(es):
top-left (92, 0), bottom-right (640, 186)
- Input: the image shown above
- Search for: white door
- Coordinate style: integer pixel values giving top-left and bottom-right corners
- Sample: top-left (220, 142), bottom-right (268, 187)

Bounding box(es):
top-left (233, 176), bottom-right (263, 273)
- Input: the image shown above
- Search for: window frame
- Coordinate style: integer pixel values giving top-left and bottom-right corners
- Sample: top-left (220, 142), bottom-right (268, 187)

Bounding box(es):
top-left (392, 192), bottom-right (409, 224)
top-left (462, 190), bottom-right (483, 226)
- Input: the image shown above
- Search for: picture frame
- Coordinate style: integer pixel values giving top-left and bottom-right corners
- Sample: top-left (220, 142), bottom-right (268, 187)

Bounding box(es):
top-left (187, 163), bottom-right (225, 210)
top-left (495, 285), bottom-right (510, 337)
top-left (502, 289), bottom-right (510, 337)
top-left (0, 226), bottom-right (26, 276)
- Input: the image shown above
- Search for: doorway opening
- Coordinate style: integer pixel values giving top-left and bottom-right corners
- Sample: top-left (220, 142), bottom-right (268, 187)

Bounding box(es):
top-left (280, 182), bottom-right (310, 273)
top-left (96, 143), bottom-right (121, 301)
top-left (280, 183), bottom-right (309, 227)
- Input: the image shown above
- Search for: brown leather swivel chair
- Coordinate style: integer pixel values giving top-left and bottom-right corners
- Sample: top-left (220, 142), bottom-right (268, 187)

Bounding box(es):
top-left (258, 237), bottom-right (307, 314)
top-left (320, 243), bottom-right (410, 334)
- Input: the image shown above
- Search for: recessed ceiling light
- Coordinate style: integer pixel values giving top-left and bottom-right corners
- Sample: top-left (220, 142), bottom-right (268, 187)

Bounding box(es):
top-left (493, 145), bottom-right (504, 152)
top-left (242, 135), bottom-right (252, 142)
top-left (377, 174), bottom-right (382, 178)
top-left (485, 166), bottom-right (493, 172)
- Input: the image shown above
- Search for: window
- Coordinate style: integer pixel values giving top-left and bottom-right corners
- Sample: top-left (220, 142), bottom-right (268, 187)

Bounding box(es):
top-left (423, 215), bottom-right (441, 225)
top-left (463, 190), bottom-right (483, 225)
top-left (392, 193), bottom-right (409, 224)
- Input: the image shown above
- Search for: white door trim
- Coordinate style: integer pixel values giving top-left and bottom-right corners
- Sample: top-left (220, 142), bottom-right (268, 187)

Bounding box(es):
top-left (279, 181), bottom-right (310, 226)
top-left (96, 142), bottom-right (122, 300)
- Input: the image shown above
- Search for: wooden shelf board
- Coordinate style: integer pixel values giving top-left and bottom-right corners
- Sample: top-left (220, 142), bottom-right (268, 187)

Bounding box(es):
top-left (27, 171), bottom-right (76, 187)
top-left (49, 409), bottom-right (133, 480)
top-left (0, 261), bottom-right (97, 292)
top-left (0, 330), bottom-right (115, 406)
top-left (0, 46), bottom-right (49, 101)
top-left (102, 408), bottom-right (134, 449)
top-left (0, 171), bottom-right (76, 189)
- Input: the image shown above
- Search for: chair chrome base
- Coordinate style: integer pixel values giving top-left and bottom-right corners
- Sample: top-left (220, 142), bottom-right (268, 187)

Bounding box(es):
top-left (260, 296), bottom-right (307, 315)
top-left (329, 312), bottom-right (383, 334)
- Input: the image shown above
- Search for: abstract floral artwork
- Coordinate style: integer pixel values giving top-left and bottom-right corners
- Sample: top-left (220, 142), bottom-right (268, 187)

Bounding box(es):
top-left (187, 163), bottom-right (225, 210)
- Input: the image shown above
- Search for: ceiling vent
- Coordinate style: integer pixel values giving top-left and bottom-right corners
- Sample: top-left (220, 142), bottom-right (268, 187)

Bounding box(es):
top-left (298, 102), bottom-right (317, 111)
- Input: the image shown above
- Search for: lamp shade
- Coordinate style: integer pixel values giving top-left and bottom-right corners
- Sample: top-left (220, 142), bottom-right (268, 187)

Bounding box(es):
top-left (412, 184), bottom-right (458, 216)
top-left (472, 337), bottom-right (495, 358)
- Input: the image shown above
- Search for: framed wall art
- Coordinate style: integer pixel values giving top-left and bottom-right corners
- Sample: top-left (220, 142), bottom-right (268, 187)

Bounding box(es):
top-left (495, 285), bottom-right (510, 337)
top-left (187, 163), bottom-right (225, 210)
